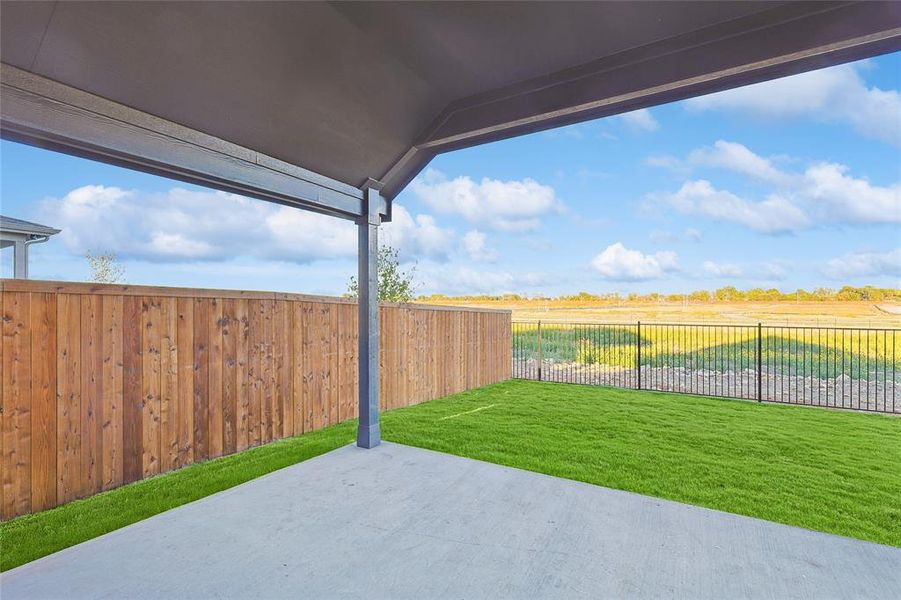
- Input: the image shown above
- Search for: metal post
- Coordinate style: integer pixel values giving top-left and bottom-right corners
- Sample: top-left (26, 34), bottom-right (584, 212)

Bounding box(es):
top-left (12, 240), bottom-right (27, 278)
top-left (757, 322), bottom-right (762, 402)
top-left (636, 321), bottom-right (642, 390)
top-left (537, 320), bottom-right (543, 382)
top-left (357, 185), bottom-right (381, 448)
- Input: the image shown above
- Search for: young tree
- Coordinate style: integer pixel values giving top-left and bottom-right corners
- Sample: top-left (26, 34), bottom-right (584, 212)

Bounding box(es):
top-left (346, 246), bottom-right (417, 303)
top-left (86, 251), bottom-right (125, 283)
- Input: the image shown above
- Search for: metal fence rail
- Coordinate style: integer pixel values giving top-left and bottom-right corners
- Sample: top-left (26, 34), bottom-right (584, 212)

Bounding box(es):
top-left (512, 321), bottom-right (900, 414)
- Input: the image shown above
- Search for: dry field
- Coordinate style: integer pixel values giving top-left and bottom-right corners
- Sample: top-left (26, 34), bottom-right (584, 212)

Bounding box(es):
top-left (420, 299), bottom-right (901, 328)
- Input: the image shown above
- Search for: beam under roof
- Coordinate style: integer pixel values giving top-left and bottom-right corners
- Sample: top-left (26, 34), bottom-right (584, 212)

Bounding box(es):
top-left (0, 64), bottom-right (388, 221)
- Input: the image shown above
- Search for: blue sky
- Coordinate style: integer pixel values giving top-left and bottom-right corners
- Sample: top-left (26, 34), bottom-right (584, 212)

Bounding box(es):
top-left (2, 54), bottom-right (899, 296)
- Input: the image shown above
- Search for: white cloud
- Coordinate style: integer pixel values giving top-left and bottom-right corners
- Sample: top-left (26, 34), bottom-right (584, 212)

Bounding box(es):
top-left (526, 238), bottom-right (553, 252)
top-left (684, 142), bottom-right (901, 223)
top-left (616, 108), bottom-right (660, 132)
top-left (684, 228), bottom-right (703, 242)
top-left (686, 62), bottom-right (901, 146)
top-left (822, 249), bottom-right (901, 280)
top-left (650, 229), bottom-right (703, 244)
top-left (643, 154), bottom-right (682, 171)
top-left (380, 205), bottom-right (455, 261)
top-left (146, 232), bottom-right (216, 258)
top-left (419, 266), bottom-right (553, 295)
top-left (409, 169), bottom-right (563, 232)
top-left (42, 185), bottom-right (453, 264)
top-left (263, 206), bottom-right (357, 262)
top-left (659, 180), bottom-right (809, 234)
top-left (702, 260), bottom-right (743, 278)
top-left (590, 242), bottom-right (678, 281)
top-left (688, 141), bottom-right (793, 185)
top-left (645, 141), bottom-right (900, 232)
top-left (801, 163), bottom-right (901, 225)
top-left (460, 230), bottom-right (498, 262)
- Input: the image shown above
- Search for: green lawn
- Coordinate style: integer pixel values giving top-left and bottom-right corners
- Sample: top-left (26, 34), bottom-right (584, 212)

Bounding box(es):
top-left (385, 381), bottom-right (901, 547)
top-left (3, 380), bottom-right (899, 572)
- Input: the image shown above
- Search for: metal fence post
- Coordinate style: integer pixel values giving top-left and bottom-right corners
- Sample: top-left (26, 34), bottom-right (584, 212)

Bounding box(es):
top-left (537, 320), bottom-right (543, 381)
top-left (636, 321), bottom-right (642, 390)
top-left (757, 322), bottom-right (762, 402)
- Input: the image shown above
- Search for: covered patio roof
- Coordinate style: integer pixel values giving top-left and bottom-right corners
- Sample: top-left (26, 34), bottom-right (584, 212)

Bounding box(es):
top-left (2, 2), bottom-right (899, 205)
top-left (2, 1), bottom-right (900, 448)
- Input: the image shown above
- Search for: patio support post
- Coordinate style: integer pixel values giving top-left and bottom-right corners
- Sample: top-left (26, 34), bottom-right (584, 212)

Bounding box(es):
top-left (357, 183), bottom-right (381, 448)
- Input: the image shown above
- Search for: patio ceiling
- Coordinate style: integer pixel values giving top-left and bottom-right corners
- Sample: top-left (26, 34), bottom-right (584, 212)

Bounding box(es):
top-left (2, 1), bottom-right (900, 205)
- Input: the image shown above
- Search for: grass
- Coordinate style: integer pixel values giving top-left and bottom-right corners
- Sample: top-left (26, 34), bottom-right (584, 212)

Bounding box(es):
top-left (0, 421), bottom-right (356, 571)
top-left (3, 380), bottom-right (899, 571)
top-left (383, 380), bottom-right (901, 547)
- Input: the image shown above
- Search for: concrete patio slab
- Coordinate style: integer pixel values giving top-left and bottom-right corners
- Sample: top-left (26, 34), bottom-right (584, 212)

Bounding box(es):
top-left (3, 442), bottom-right (899, 599)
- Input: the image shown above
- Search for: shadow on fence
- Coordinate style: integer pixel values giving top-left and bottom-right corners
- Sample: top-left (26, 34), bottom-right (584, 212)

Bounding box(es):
top-left (512, 321), bottom-right (900, 414)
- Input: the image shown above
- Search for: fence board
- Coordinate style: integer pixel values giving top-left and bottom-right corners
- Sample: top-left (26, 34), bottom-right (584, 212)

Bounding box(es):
top-left (235, 299), bottom-right (249, 450)
top-left (247, 299), bottom-right (262, 448)
top-left (293, 303), bottom-right (308, 435)
top-left (30, 293), bottom-right (57, 510)
top-left (222, 299), bottom-right (237, 456)
top-left (193, 298), bottom-right (210, 462)
top-left (80, 295), bottom-right (102, 496)
top-left (2, 292), bottom-right (31, 516)
top-left (175, 298), bottom-right (194, 467)
top-left (122, 296), bottom-right (142, 484)
top-left (100, 295), bottom-right (123, 491)
top-left (56, 294), bottom-right (81, 503)
top-left (160, 298), bottom-right (179, 472)
top-left (276, 301), bottom-right (292, 439)
top-left (338, 304), bottom-right (355, 421)
top-left (141, 297), bottom-right (161, 478)
top-left (0, 280), bottom-right (510, 519)
top-left (208, 298), bottom-right (224, 458)
top-left (308, 303), bottom-right (324, 431)
top-left (327, 304), bottom-right (339, 426)
top-left (261, 299), bottom-right (273, 444)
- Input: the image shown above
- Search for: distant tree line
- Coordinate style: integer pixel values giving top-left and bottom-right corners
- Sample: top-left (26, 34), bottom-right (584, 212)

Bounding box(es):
top-left (419, 286), bottom-right (901, 304)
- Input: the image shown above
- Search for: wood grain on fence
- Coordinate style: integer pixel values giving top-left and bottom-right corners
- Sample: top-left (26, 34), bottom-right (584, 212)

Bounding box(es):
top-left (0, 280), bottom-right (511, 519)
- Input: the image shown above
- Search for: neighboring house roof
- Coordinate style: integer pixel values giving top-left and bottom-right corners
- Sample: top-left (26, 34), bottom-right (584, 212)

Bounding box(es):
top-left (0, 215), bottom-right (61, 237)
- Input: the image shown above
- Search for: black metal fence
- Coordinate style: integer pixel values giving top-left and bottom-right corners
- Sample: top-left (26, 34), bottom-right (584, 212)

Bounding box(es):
top-left (512, 321), bottom-right (900, 414)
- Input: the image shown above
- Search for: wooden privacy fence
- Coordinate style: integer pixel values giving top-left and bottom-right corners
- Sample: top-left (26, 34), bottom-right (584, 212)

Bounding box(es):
top-left (0, 280), bottom-right (511, 519)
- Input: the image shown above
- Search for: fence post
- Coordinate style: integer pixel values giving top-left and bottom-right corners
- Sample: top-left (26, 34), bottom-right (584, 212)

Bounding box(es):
top-left (636, 321), bottom-right (642, 390)
top-left (537, 320), bottom-right (543, 381)
top-left (757, 322), bottom-right (762, 402)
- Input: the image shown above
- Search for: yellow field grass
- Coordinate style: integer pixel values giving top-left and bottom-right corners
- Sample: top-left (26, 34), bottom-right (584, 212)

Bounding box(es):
top-left (419, 299), bottom-right (901, 327)
top-left (513, 321), bottom-right (900, 368)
